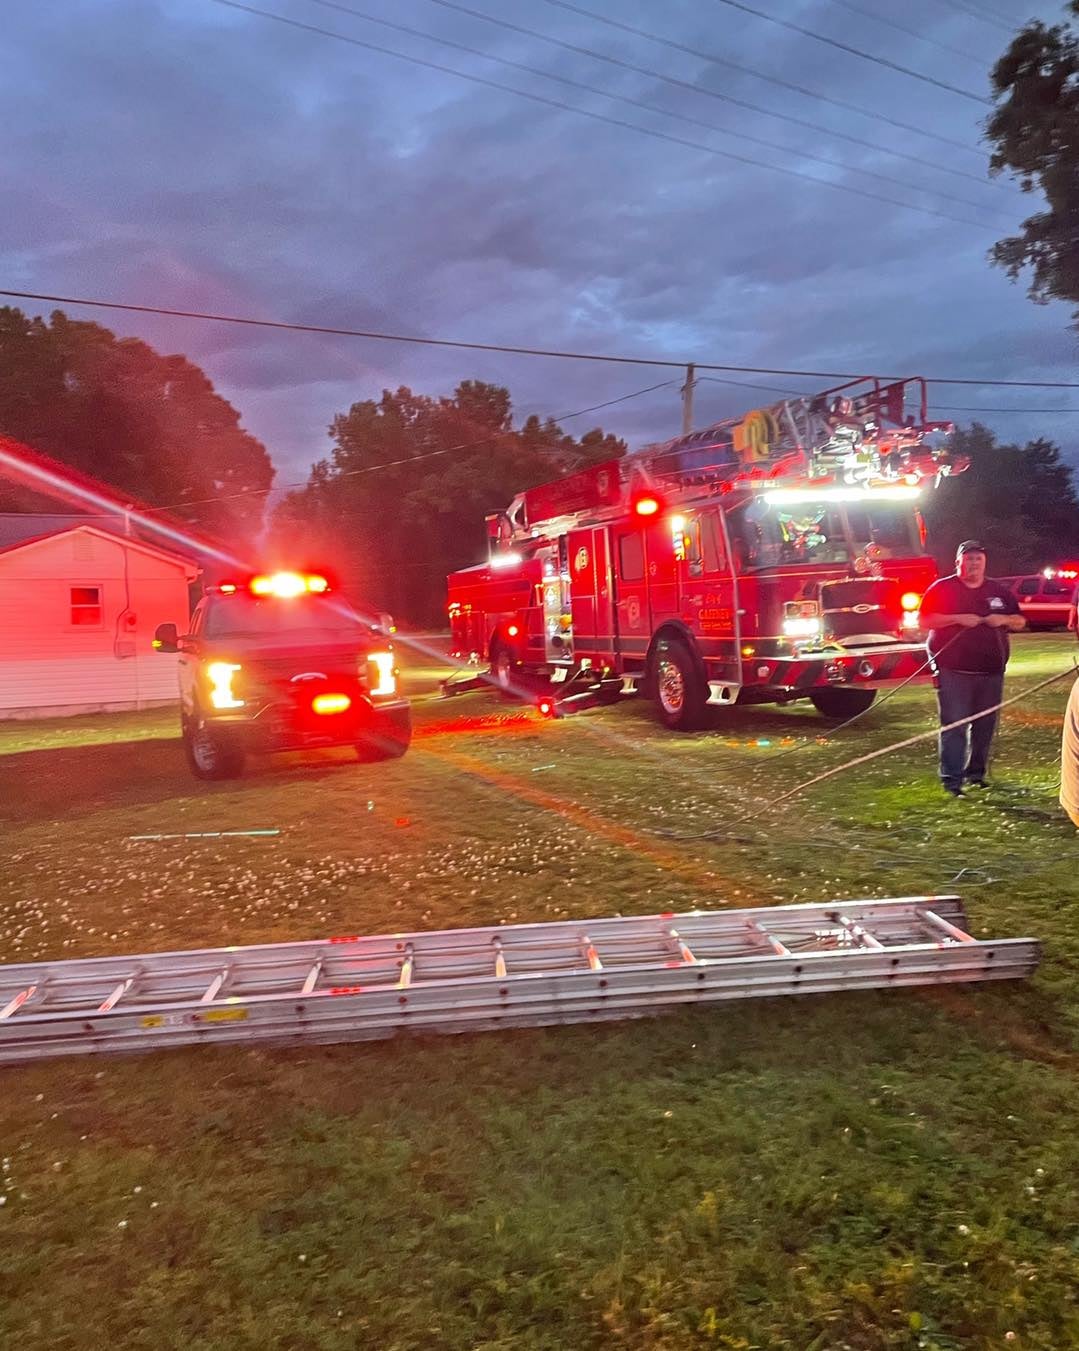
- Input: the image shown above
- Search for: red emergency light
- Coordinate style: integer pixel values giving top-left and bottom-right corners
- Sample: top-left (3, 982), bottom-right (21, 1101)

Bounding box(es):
top-left (633, 494), bottom-right (662, 517)
top-left (249, 571), bottom-right (330, 598)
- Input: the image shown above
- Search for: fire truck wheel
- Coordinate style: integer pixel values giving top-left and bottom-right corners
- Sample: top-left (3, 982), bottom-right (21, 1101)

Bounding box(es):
top-left (183, 713), bottom-right (246, 780)
top-left (492, 644), bottom-right (519, 700)
top-left (809, 687), bottom-right (877, 720)
top-left (652, 638), bottom-right (708, 730)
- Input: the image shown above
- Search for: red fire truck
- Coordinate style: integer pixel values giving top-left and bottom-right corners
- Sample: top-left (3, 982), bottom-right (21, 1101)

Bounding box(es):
top-left (446, 377), bottom-right (967, 729)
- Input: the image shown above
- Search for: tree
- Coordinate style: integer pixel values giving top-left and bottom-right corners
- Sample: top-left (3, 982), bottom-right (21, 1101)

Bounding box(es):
top-left (986, 5), bottom-right (1079, 322)
top-left (0, 307), bottom-right (274, 538)
top-left (922, 424), bottom-right (1079, 572)
top-left (272, 381), bottom-right (626, 625)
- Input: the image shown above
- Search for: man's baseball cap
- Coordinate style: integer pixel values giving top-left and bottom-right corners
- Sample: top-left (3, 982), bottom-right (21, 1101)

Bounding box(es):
top-left (956, 539), bottom-right (987, 557)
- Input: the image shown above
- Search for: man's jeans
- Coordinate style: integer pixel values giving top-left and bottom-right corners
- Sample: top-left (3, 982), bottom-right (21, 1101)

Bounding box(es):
top-left (936, 669), bottom-right (1004, 790)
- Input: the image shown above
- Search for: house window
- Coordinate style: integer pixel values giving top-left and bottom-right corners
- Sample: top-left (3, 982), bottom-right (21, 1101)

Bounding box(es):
top-left (71, 585), bottom-right (103, 626)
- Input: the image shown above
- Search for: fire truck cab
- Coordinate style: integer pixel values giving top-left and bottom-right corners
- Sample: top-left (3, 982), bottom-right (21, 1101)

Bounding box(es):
top-left (447, 377), bottom-right (967, 729)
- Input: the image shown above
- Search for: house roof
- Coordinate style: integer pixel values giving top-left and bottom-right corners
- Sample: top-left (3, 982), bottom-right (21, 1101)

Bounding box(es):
top-left (0, 514), bottom-right (131, 550)
top-left (0, 514), bottom-right (198, 574)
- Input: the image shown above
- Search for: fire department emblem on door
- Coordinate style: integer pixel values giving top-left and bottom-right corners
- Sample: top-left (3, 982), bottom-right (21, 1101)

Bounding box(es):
top-left (575, 547), bottom-right (589, 573)
top-left (627, 597), bottom-right (642, 627)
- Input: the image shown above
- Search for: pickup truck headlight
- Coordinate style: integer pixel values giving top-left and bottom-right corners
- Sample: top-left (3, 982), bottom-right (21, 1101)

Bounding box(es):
top-left (206, 661), bottom-right (244, 709)
top-left (367, 652), bottom-right (397, 697)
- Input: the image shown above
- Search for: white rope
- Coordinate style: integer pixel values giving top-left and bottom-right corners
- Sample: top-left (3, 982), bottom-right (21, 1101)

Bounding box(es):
top-left (767, 665), bottom-right (1077, 811)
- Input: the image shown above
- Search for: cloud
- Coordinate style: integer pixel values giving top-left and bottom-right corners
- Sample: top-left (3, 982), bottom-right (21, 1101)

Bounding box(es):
top-left (2, 0), bottom-right (1075, 491)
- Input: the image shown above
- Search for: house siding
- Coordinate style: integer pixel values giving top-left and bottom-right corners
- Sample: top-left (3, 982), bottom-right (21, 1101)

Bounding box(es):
top-left (0, 529), bottom-right (193, 716)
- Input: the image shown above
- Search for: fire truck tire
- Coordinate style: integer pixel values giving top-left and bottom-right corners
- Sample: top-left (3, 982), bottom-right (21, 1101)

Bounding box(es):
top-left (651, 638), bottom-right (708, 730)
top-left (809, 687), bottom-right (877, 720)
top-left (491, 643), bottom-right (519, 700)
top-left (183, 713), bottom-right (247, 780)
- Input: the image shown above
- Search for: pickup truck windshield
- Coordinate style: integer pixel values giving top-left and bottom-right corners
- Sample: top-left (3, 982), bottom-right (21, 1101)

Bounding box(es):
top-left (205, 595), bottom-right (366, 639)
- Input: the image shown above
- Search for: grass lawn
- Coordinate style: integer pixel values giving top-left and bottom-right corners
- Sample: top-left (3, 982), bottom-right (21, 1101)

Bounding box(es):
top-left (1, 635), bottom-right (1077, 1350)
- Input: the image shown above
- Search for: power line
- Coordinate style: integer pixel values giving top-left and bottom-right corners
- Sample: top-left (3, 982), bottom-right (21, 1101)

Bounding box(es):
top-left (539, 0), bottom-right (986, 158)
top-left (935, 0), bottom-right (1016, 36)
top-left (697, 375), bottom-right (796, 397)
top-left (312, 0), bottom-right (1001, 220)
top-left (0, 288), bottom-right (860, 375)
top-left (146, 378), bottom-right (680, 513)
top-left (8, 287), bottom-right (1079, 388)
top-left (826, 0), bottom-right (991, 66)
top-left (209, 0), bottom-right (994, 230)
top-left (713, 0), bottom-right (991, 104)
top-left (933, 405), bottom-right (1079, 414)
top-left (409, 0), bottom-right (1002, 202)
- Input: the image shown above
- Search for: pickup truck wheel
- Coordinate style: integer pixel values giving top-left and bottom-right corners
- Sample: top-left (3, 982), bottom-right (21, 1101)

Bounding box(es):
top-left (356, 705), bottom-right (413, 761)
top-left (183, 714), bottom-right (246, 780)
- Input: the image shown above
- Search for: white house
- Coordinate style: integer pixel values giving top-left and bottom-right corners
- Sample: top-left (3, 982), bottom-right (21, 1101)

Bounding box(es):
top-left (0, 515), bottom-right (197, 718)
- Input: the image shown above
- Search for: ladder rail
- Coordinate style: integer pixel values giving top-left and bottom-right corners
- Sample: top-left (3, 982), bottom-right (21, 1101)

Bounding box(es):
top-left (0, 931), bottom-right (1036, 1022)
top-left (0, 895), bottom-right (968, 974)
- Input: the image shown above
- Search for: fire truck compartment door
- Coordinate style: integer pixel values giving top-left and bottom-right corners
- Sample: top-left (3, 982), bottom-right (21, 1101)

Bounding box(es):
top-left (568, 528), bottom-right (614, 655)
top-left (611, 526), bottom-right (650, 660)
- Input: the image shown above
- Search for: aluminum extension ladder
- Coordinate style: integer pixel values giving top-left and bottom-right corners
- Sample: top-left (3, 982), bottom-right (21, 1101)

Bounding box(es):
top-left (0, 897), bottom-right (1040, 1065)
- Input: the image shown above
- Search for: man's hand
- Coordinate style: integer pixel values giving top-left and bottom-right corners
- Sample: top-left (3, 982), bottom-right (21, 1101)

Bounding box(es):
top-left (983, 613), bottom-right (1010, 628)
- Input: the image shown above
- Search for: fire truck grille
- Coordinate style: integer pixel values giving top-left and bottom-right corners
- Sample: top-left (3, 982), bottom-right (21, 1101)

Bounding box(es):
top-left (820, 578), bottom-right (901, 645)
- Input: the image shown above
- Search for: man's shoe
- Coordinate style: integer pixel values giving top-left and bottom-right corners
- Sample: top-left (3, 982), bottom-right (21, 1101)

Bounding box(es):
top-left (944, 784), bottom-right (965, 798)
top-left (965, 778), bottom-right (989, 789)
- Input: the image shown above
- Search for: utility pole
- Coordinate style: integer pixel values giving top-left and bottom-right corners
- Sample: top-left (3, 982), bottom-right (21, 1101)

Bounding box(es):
top-left (681, 362), bottom-right (696, 435)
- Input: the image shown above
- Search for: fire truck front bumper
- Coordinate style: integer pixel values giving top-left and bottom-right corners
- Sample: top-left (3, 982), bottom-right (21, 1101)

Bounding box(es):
top-left (739, 642), bottom-right (928, 696)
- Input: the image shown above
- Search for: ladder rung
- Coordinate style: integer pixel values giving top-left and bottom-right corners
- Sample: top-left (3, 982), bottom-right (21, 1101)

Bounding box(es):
top-left (580, 937), bottom-right (602, 971)
top-left (201, 969), bottom-right (229, 1003)
top-left (0, 985), bottom-right (37, 1020)
top-left (667, 927), bottom-right (697, 964)
top-left (747, 921), bottom-right (790, 958)
top-left (98, 978), bottom-right (135, 1013)
top-left (920, 908), bottom-right (976, 944)
top-left (833, 915), bottom-right (885, 951)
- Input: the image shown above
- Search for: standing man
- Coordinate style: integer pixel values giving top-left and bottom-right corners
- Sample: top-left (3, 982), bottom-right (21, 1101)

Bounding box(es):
top-left (920, 541), bottom-right (1026, 797)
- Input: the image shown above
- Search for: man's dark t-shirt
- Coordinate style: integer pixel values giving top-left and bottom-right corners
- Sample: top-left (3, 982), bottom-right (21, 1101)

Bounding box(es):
top-left (922, 575), bottom-right (1021, 674)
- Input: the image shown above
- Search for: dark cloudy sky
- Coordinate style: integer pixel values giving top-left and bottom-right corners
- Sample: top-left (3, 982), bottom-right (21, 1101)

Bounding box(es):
top-left (3, 0), bottom-right (1076, 495)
